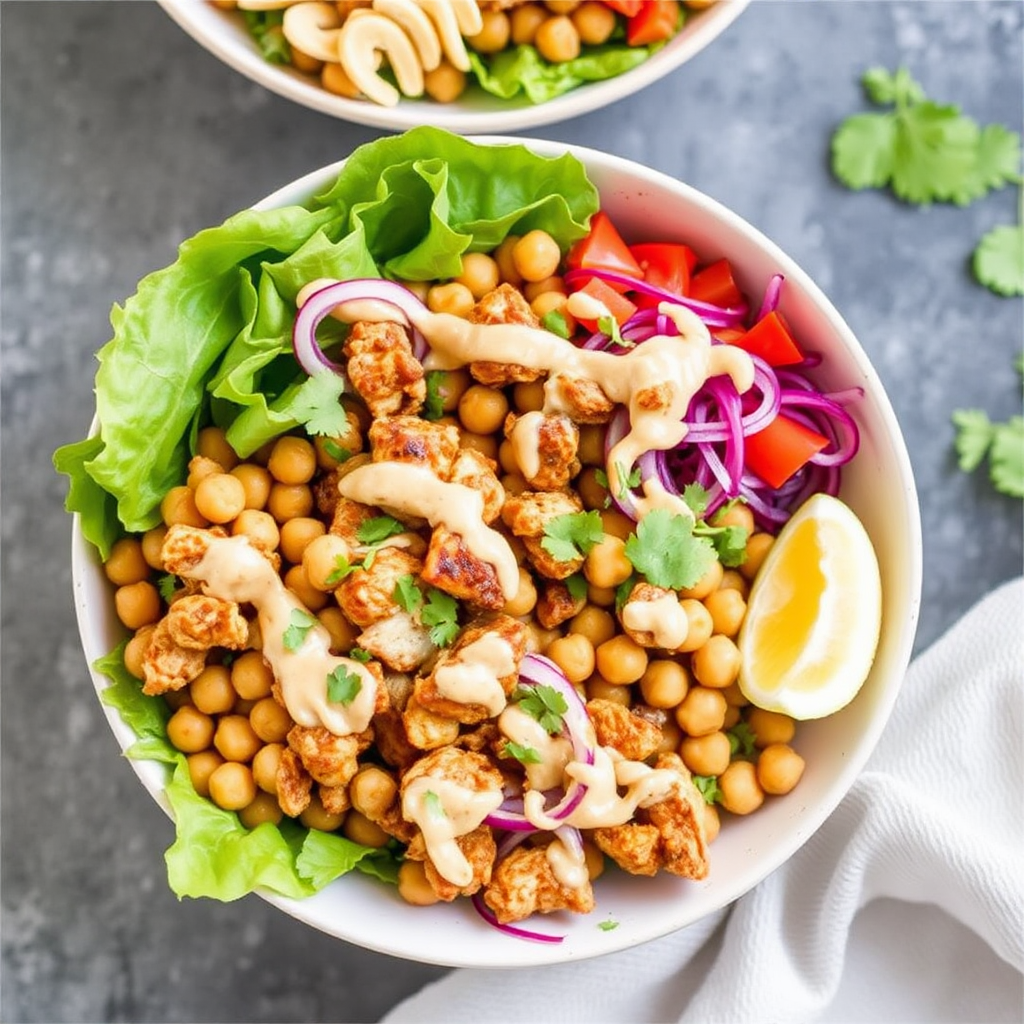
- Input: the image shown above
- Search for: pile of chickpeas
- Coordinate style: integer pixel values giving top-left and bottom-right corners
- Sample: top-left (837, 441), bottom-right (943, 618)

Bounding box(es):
top-left (105, 222), bottom-right (806, 868)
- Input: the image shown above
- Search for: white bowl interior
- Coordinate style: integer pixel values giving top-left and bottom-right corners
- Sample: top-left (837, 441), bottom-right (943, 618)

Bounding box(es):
top-left (157, 0), bottom-right (749, 133)
top-left (74, 138), bottom-right (922, 968)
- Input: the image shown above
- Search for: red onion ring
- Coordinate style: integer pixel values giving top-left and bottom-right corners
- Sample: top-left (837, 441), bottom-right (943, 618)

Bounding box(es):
top-left (755, 273), bottom-right (785, 321)
top-left (471, 892), bottom-right (565, 944)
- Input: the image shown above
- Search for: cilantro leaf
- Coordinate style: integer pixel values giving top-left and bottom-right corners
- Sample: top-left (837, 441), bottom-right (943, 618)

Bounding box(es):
top-left (594, 468), bottom-right (609, 490)
top-left (356, 516), bottom-right (407, 545)
top-left (504, 741), bottom-right (542, 765)
top-left (424, 790), bottom-right (446, 820)
top-left (423, 371), bottom-right (446, 421)
top-left (682, 482), bottom-right (712, 519)
top-left (157, 573), bottom-right (180, 602)
top-left (288, 372), bottom-right (349, 437)
top-left (611, 460), bottom-right (641, 500)
top-left (513, 684), bottom-right (568, 735)
top-left (541, 510), bottom-right (605, 563)
top-left (693, 774), bottom-right (722, 805)
top-left (693, 520), bottom-right (749, 568)
top-left (347, 647), bottom-right (373, 663)
top-left (393, 573), bottom-right (424, 614)
top-left (420, 588), bottom-right (460, 647)
top-left (326, 663), bottom-right (363, 705)
top-left (282, 608), bottom-right (318, 651)
top-left (952, 409), bottom-right (995, 472)
top-left (321, 438), bottom-right (351, 464)
top-left (598, 314), bottom-right (634, 349)
top-left (957, 123), bottom-right (1023, 203)
top-left (542, 308), bottom-right (572, 339)
top-left (624, 509), bottom-right (718, 590)
top-left (598, 919), bottom-right (619, 932)
top-left (615, 574), bottom-right (638, 612)
top-left (565, 573), bottom-right (589, 602)
top-left (954, 408), bottom-right (1024, 498)
top-left (973, 224), bottom-right (1024, 297)
top-left (241, 9), bottom-right (291, 64)
top-left (324, 553), bottom-right (359, 586)
top-left (727, 721), bottom-right (758, 759)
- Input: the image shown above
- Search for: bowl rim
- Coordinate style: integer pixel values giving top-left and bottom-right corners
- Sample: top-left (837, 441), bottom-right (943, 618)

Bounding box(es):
top-left (155, 0), bottom-right (751, 133)
top-left (73, 135), bottom-right (923, 967)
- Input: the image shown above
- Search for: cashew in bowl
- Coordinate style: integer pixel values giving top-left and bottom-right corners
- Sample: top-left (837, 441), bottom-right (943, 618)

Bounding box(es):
top-left (338, 11), bottom-right (425, 106)
top-left (282, 1), bottom-right (344, 63)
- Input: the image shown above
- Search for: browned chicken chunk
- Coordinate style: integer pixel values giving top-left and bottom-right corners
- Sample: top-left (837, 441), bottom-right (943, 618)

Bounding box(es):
top-left (140, 617), bottom-right (207, 695)
top-left (343, 320), bottom-right (425, 419)
top-left (369, 415), bottom-right (460, 477)
top-left (335, 546), bottom-right (424, 627)
top-left (535, 579), bottom-right (587, 629)
top-left (467, 284), bottom-right (544, 386)
top-left (286, 724), bottom-right (373, 789)
top-left (587, 698), bottom-right (663, 762)
top-left (446, 447), bottom-right (505, 524)
top-left (501, 489), bottom-right (585, 579)
top-left (421, 528), bottom-right (506, 610)
top-left (483, 842), bottom-right (595, 923)
top-left (505, 411), bottom-right (580, 491)
top-left (165, 594), bottom-right (249, 651)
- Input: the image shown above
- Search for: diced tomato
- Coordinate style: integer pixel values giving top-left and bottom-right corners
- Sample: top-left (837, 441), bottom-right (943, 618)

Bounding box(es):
top-left (629, 242), bottom-right (697, 307)
top-left (744, 413), bottom-right (830, 489)
top-left (573, 276), bottom-right (638, 332)
top-left (567, 211), bottom-right (644, 291)
top-left (724, 311), bottom-right (804, 367)
top-left (626, 0), bottom-right (681, 46)
top-left (602, 0), bottom-right (643, 16)
top-left (711, 326), bottom-right (747, 345)
top-left (689, 257), bottom-right (744, 309)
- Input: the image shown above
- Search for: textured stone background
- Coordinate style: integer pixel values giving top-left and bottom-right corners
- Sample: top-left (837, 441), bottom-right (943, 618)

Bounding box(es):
top-left (2, 2), bottom-right (1021, 1021)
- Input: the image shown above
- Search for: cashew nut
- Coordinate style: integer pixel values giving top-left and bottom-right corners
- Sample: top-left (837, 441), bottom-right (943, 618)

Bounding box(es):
top-left (282, 2), bottom-right (344, 63)
top-left (372, 0), bottom-right (441, 72)
top-left (235, 0), bottom-right (305, 10)
top-left (409, 0), bottom-right (473, 71)
top-left (338, 12), bottom-right (425, 107)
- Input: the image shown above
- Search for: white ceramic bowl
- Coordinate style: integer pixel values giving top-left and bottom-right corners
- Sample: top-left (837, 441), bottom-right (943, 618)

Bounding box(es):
top-left (73, 137), bottom-right (922, 968)
top-left (157, 0), bottom-right (750, 134)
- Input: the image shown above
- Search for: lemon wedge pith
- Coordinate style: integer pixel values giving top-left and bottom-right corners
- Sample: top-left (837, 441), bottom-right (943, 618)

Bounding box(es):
top-left (737, 493), bottom-right (882, 721)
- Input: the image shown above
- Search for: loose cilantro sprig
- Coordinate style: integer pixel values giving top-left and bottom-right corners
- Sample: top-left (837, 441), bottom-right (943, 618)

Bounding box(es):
top-left (623, 509), bottom-right (718, 591)
top-left (727, 721), bottom-right (758, 760)
top-left (541, 510), bottom-right (605, 562)
top-left (157, 573), bottom-right (180, 602)
top-left (598, 314), bottom-right (634, 349)
top-left (392, 574), bottom-right (460, 646)
top-left (326, 664), bottom-right (363, 705)
top-left (595, 461), bottom-right (642, 507)
top-left (693, 775), bottom-right (723, 805)
top-left (513, 684), bottom-right (568, 735)
top-left (324, 553), bottom-right (359, 586)
top-left (503, 741), bottom-right (542, 765)
top-left (423, 371), bottom-right (447, 421)
top-left (282, 608), bottom-right (318, 651)
top-left (542, 308), bottom-right (572, 339)
top-left (288, 372), bottom-right (350, 437)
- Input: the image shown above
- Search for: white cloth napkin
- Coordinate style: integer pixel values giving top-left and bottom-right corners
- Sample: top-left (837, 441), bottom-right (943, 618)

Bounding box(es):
top-left (383, 578), bottom-right (1024, 1024)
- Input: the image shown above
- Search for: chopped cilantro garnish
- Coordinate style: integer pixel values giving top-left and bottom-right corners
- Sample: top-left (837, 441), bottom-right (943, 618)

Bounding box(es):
top-left (615, 573), bottom-right (638, 612)
top-left (541, 510), bottom-right (605, 563)
top-left (542, 308), bottom-right (572, 339)
top-left (282, 608), bottom-right (318, 651)
top-left (321, 438), bottom-right (351, 464)
top-left (693, 774), bottom-right (723, 805)
top-left (611, 460), bottom-right (642, 500)
top-left (421, 588), bottom-right (460, 647)
top-left (727, 722), bottom-right (758, 759)
top-left (973, 224), bottom-right (1024, 297)
top-left (565, 573), bottom-right (589, 602)
top-left (624, 508), bottom-right (718, 590)
top-left (347, 647), bottom-right (373, 663)
top-left (682, 482), bottom-right (712, 518)
top-left (598, 919), bottom-right (619, 932)
top-left (393, 573), bottom-right (424, 614)
top-left (157, 573), bottom-right (179, 602)
top-left (288, 372), bottom-right (349, 437)
top-left (514, 684), bottom-right (568, 735)
top-left (356, 515), bottom-right (407, 545)
top-left (693, 520), bottom-right (749, 568)
top-left (326, 663), bottom-right (363, 705)
top-left (598, 314), bottom-right (634, 349)
top-left (424, 789), bottom-right (446, 820)
top-left (952, 406), bottom-right (1024, 498)
top-left (423, 371), bottom-right (446, 421)
top-left (504, 741), bottom-right (542, 765)
top-left (324, 553), bottom-right (359, 586)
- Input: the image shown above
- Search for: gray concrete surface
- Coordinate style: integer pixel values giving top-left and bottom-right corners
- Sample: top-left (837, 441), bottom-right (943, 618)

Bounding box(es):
top-left (2, 1), bottom-right (1022, 1021)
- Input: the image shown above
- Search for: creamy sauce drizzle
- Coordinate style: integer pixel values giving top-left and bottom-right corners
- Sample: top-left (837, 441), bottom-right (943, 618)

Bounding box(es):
top-left (546, 833), bottom-right (589, 890)
top-left (622, 592), bottom-right (690, 649)
top-left (182, 534), bottom-right (377, 735)
top-left (508, 410), bottom-right (545, 482)
top-left (337, 461), bottom-right (519, 599)
top-left (402, 775), bottom-right (503, 887)
top-left (498, 704), bottom-right (573, 792)
top-left (434, 633), bottom-right (516, 716)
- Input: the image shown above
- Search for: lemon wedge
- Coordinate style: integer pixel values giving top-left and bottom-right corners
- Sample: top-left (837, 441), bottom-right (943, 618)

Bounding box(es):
top-left (737, 493), bottom-right (882, 720)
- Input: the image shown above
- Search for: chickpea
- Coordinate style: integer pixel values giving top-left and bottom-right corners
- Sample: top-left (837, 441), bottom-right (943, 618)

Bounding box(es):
top-left (350, 766), bottom-right (398, 820)
top-left (301, 534), bottom-right (350, 592)
top-left (164, 688), bottom-right (192, 711)
top-left (284, 563), bottom-right (329, 611)
top-left (299, 791), bottom-right (346, 832)
top-left (703, 588), bottom-right (747, 638)
top-left (639, 659), bottom-right (690, 709)
top-left (756, 743), bottom-right (806, 795)
top-left (167, 705), bottom-right (215, 753)
top-left (458, 385), bottom-right (509, 435)
top-left (711, 501), bottom-right (755, 534)
top-left (510, 2), bottom-right (547, 44)
top-left (571, 0), bottom-right (615, 44)
top-left (214, 714), bottom-right (263, 763)
top-left (161, 485), bottom-right (207, 529)
top-left (679, 558), bottom-right (724, 600)
top-left (427, 281), bottom-right (475, 318)
top-left (503, 567), bottom-right (538, 617)
top-left (196, 426), bottom-right (238, 471)
top-left (231, 650), bottom-right (274, 701)
top-left (526, 622), bottom-right (563, 654)
top-left (317, 606), bottom-right (359, 654)
top-left (531, 290), bottom-right (576, 331)
top-left (547, 633), bottom-right (596, 684)
top-left (289, 46), bottom-right (323, 75)
top-left (585, 675), bottom-right (632, 705)
top-left (343, 810), bottom-right (391, 847)
top-left (595, 634), bottom-right (648, 685)
top-left (252, 742), bottom-right (284, 794)
top-left (466, 8), bottom-right (511, 52)
top-left (314, 431), bottom-right (358, 471)
top-left (459, 430), bottom-right (500, 461)
top-left (534, 14), bottom-right (581, 62)
top-left (598, 509), bottom-right (634, 541)
top-left (114, 581), bottom-right (161, 631)
top-left (703, 802), bottom-right (721, 843)
top-left (397, 859), bottom-right (440, 906)
top-left (494, 235), bottom-right (523, 287)
top-left (321, 60), bottom-right (359, 97)
top-left (675, 598), bottom-right (714, 653)
top-left (718, 760), bottom-right (764, 815)
top-left (123, 626), bottom-right (155, 680)
top-left (576, 424), bottom-right (606, 466)
top-left (674, 685), bottom-right (727, 737)
top-left (431, 369), bottom-right (472, 414)
top-left (523, 275), bottom-right (566, 303)
top-left (576, 467), bottom-right (609, 511)
top-left (268, 435), bottom-right (317, 485)
top-left (193, 472), bottom-right (247, 525)
top-left (190, 664), bottom-right (236, 715)
top-left (657, 716), bottom-right (683, 754)
top-left (232, 508), bottom-right (280, 553)
top-left (187, 750), bottom-right (225, 798)
top-left (267, 482), bottom-right (313, 523)
top-left (586, 582), bottom-right (616, 607)
top-left (141, 525), bottom-right (168, 570)
top-left (583, 534), bottom-right (633, 589)
top-left (279, 516), bottom-right (326, 566)
top-left (501, 472), bottom-right (529, 496)
top-left (186, 455), bottom-right (224, 489)
top-left (424, 60), bottom-right (467, 104)
top-left (249, 696), bottom-right (292, 744)
top-left (680, 730), bottom-right (732, 777)
top-left (104, 537), bottom-right (149, 586)
top-left (747, 707), bottom-right (796, 748)
top-left (456, 252), bottom-right (500, 299)
top-left (718, 568), bottom-right (749, 596)
top-left (512, 230), bottom-right (562, 283)
top-left (720, 682), bottom-right (749, 707)
top-left (741, 532), bottom-right (775, 581)
top-left (208, 761), bottom-right (258, 811)
top-left (238, 791), bottom-right (285, 829)
top-left (722, 704), bottom-right (741, 730)
top-left (691, 634), bottom-right (742, 690)
top-left (231, 462), bottom-right (272, 510)
top-left (568, 605), bottom-right (616, 647)
top-left (512, 379), bottom-right (546, 413)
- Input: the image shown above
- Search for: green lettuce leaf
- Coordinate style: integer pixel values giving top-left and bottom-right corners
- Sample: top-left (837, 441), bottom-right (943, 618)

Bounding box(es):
top-left (94, 641), bottom-right (173, 753)
top-left (52, 436), bottom-right (121, 560)
top-left (296, 829), bottom-right (402, 890)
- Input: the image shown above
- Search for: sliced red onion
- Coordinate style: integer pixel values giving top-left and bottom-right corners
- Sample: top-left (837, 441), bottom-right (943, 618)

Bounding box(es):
top-left (603, 407), bottom-right (640, 518)
top-left (471, 892), bottom-right (565, 944)
top-left (755, 273), bottom-right (785, 321)
top-left (293, 278), bottom-right (429, 377)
